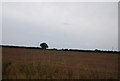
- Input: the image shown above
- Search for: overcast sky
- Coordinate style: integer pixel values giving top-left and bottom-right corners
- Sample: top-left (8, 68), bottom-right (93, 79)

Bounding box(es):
top-left (2, 2), bottom-right (118, 50)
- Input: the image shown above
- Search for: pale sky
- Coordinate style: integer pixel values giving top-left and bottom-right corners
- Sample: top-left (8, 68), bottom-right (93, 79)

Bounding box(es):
top-left (2, 2), bottom-right (118, 50)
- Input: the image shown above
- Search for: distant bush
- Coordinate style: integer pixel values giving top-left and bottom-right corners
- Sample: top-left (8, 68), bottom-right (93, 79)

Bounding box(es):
top-left (53, 48), bottom-right (57, 50)
top-left (95, 49), bottom-right (100, 52)
top-left (61, 49), bottom-right (69, 51)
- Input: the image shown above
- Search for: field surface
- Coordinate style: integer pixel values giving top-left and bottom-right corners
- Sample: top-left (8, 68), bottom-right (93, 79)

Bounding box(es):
top-left (2, 46), bottom-right (118, 79)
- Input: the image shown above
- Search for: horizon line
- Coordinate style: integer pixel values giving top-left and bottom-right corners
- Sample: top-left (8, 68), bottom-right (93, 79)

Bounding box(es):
top-left (0, 44), bottom-right (119, 52)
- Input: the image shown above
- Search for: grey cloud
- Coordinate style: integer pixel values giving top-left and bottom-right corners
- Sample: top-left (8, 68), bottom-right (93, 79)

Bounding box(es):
top-left (2, 2), bottom-right (118, 50)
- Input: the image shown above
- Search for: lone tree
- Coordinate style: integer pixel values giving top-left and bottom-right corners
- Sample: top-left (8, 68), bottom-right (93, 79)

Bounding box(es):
top-left (40, 43), bottom-right (48, 49)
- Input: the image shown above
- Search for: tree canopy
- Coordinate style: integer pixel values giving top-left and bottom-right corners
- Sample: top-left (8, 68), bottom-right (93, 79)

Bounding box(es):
top-left (40, 43), bottom-right (48, 49)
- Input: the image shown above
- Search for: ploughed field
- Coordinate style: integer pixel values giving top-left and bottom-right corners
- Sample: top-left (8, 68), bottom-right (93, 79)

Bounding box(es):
top-left (2, 46), bottom-right (118, 79)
